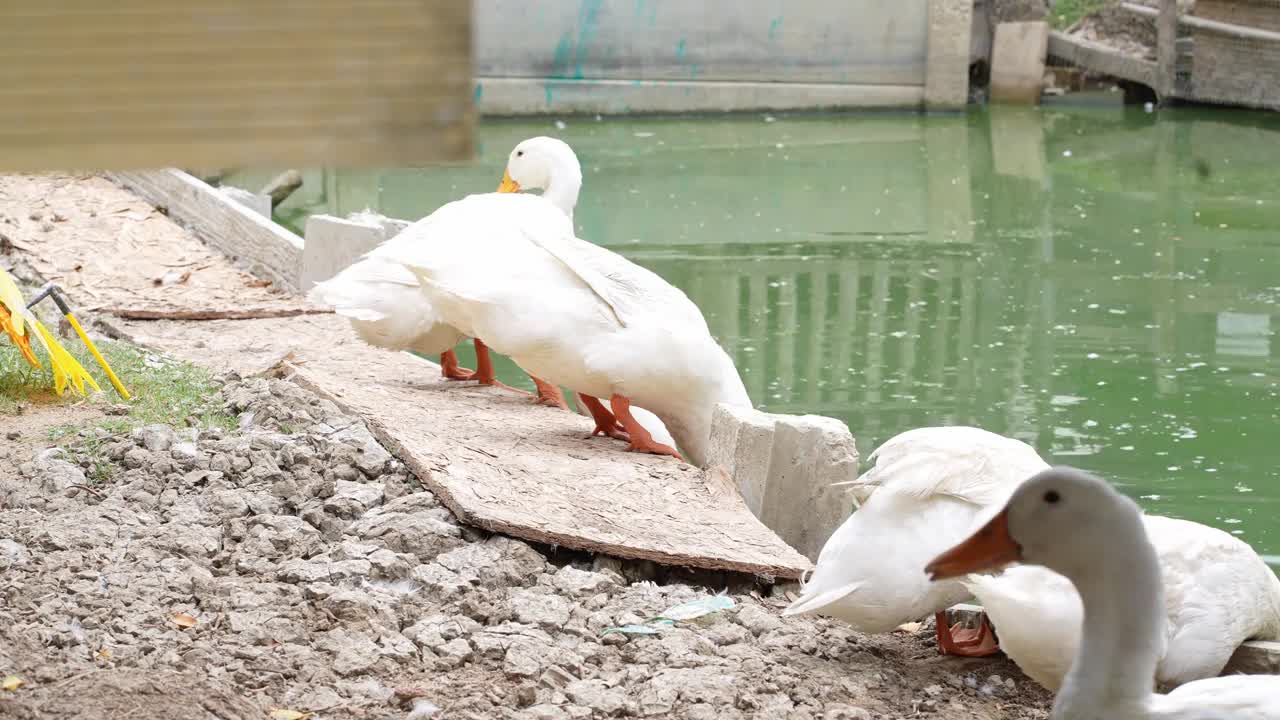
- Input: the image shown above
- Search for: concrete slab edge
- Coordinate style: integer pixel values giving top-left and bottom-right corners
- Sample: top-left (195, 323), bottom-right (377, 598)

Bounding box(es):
top-left (475, 77), bottom-right (925, 115)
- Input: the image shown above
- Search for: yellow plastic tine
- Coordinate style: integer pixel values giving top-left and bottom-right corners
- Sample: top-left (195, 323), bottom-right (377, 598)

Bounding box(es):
top-left (64, 313), bottom-right (130, 400)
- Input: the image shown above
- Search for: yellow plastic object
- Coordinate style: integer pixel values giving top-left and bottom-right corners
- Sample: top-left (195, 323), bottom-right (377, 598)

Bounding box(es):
top-left (1, 268), bottom-right (39, 366)
top-left (31, 319), bottom-right (100, 397)
top-left (0, 300), bottom-right (39, 366)
top-left (1, 268), bottom-right (102, 397)
top-left (63, 313), bottom-right (129, 400)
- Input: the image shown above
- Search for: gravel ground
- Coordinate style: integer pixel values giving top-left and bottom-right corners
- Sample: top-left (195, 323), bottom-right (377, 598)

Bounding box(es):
top-left (0, 373), bottom-right (1053, 719)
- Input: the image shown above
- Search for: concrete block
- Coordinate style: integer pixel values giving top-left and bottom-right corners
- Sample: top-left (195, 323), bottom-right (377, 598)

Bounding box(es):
top-left (218, 186), bottom-right (272, 219)
top-left (709, 404), bottom-right (777, 514)
top-left (990, 21), bottom-right (1050, 104)
top-left (301, 211), bottom-right (415, 290)
top-left (349, 209), bottom-right (412, 239)
top-left (475, 78), bottom-right (925, 115)
top-left (707, 404), bottom-right (859, 561)
top-left (925, 0), bottom-right (976, 109)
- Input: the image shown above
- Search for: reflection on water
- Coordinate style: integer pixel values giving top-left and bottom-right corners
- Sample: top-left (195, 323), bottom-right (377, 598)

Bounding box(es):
top-left (231, 101), bottom-right (1280, 565)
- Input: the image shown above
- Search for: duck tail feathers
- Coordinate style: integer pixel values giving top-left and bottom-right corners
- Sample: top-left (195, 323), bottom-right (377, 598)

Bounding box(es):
top-left (781, 580), bottom-right (863, 618)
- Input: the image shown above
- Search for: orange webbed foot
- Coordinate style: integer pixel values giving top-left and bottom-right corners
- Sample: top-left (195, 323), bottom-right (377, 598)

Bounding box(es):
top-left (465, 339), bottom-right (530, 396)
top-left (935, 610), bottom-right (1001, 657)
top-left (440, 350), bottom-right (476, 381)
top-left (578, 394), bottom-right (631, 441)
top-left (610, 395), bottom-right (683, 461)
top-left (532, 378), bottom-right (570, 410)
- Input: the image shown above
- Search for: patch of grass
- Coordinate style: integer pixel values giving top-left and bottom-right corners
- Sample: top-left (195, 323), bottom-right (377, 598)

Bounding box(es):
top-left (5, 334), bottom-right (231, 428)
top-left (1052, 0), bottom-right (1107, 29)
top-left (0, 342), bottom-right (60, 413)
top-left (5, 331), bottom-right (235, 484)
top-left (88, 342), bottom-right (235, 431)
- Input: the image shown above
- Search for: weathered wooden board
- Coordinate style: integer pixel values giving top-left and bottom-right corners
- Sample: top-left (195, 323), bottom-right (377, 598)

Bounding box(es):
top-left (0, 173), bottom-right (321, 318)
top-left (1047, 30), bottom-right (1158, 88)
top-left (111, 313), bottom-right (812, 580)
top-left (108, 170), bottom-right (307, 292)
top-left (950, 603), bottom-right (1280, 678)
top-left (0, 1), bottom-right (473, 171)
top-left (990, 21), bottom-right (1050, 104)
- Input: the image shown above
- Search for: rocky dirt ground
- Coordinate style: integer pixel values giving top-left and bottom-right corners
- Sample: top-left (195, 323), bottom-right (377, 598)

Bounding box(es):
top-left (0, 169), bottom-right (1052, 718)
top-left (0, 372), bottom-right (1054, 719)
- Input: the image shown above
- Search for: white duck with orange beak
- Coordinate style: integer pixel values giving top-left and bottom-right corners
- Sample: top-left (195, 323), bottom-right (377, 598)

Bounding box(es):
top-left (308, 137), bottom-right (581, 407)
top-left (928, 467), bottom-right (1280, 720)
top-left (374, 139), bottom-right (748, 465)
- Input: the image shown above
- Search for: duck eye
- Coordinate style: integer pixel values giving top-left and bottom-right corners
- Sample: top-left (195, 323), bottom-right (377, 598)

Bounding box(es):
top-left (1044, 490), bottom-right (1061, 505)
top-left (516, 150), bottom-right (524, 157)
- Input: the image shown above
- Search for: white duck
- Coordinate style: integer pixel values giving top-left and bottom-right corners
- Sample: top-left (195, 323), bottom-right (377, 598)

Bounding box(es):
top-left (781, 426), bottom-right (1045, 654)
top-left (309, 138), bottom-right (673, 448)
top-left (964, 514), bottom-right (1280, 692)
top-left (928, 467), bottom-right (1280, 720)
top-left (372, 170), bottom-right (749, 465)
top-left (307, 136), bottom-right (584, 409)
top-left (785, 425), bottom-right (1280, 674)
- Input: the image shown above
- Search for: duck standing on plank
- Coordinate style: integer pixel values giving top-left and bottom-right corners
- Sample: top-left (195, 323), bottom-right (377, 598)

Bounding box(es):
top-left (308, 137), bottom-right (584, 410)
top-left (372, 153), bottom-right (750, 465)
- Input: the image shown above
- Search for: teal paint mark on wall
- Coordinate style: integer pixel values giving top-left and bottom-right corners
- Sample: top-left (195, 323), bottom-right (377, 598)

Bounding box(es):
top-left (674, 38), bottom-right (699, 79)
top-left (634, 0), bottom-right (658, 26)
top-left (768, 16), bottom-right (784, 41)
top-left (570, 0), bottom-right (605, 80)
top-left (551, 33), bottom-right (574, 79)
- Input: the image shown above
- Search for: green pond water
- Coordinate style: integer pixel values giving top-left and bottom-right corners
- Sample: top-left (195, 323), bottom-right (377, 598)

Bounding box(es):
top-left (232, 100), bottom-right (1280, 567)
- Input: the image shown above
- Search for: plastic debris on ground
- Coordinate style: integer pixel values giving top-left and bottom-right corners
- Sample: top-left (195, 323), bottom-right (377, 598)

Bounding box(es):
top-left (601, 594), bottom-right (736, 636)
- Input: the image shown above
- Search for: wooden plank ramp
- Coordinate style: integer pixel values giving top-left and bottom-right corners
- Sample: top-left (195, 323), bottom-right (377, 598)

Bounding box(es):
top-left (113, 314), bottom-right (812, 580)
top-left (1047, 30), bottom-right (1158, 88)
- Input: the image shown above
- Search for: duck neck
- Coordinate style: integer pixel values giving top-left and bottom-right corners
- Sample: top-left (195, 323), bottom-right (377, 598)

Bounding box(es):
top-left (659, 405), bottom-right (713, 468)
top-left (1054, 520), bottom-right (1164, 718)
top-left (657, 358), bottom-right (751, 469)
top-left (541, 159), bottom-right (582, 225)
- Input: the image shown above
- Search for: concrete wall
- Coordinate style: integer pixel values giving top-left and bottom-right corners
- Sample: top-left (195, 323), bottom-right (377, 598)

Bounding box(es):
top-left (473, 0), bottom-right (972, 113)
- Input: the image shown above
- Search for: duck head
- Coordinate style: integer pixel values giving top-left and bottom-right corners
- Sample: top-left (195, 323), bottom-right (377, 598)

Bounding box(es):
top-left (497, 136), bottom-right (583, 223)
